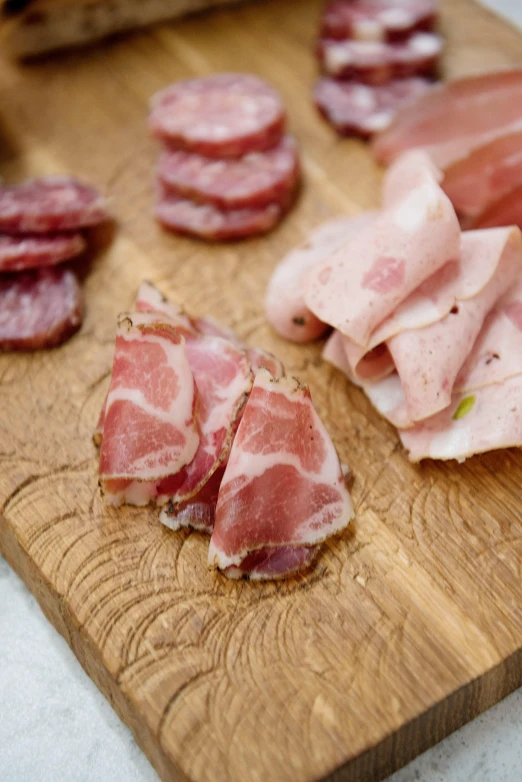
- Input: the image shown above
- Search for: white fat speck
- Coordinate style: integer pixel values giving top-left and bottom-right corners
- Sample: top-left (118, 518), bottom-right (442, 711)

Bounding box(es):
top-left (392, 183), bottom-right (437, 231)
top-left (378, 8), bottom-right (413, 29)
top-left (353, 19), bottom-right (385, 42)
top-left (409, 33), bottom-right (442, 56)
top-left (362, 110), bottom-right (393, 133)
top-left (209, 125), bottom-right (232, 140)
top-left (351, 85), bottom-right (376, 111)
top-left (325, 43), bottom-right (352, 72)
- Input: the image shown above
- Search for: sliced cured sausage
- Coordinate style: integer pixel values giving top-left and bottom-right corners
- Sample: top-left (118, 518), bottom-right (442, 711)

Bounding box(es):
top-left (318, 33), bottom-right (442, 84)
top-left (322, 0), bottom-right (437, 42)
top-left (155, 190), bottom-right (289, 241)
top-left (0, 177), bottom-right (109, 234)
top-left (0, 233), bottom-right (86, 272)
top-left (0, 267), bottom-right (83, 351)
top-left (157, 135), bottom-right (299, 209)
top-left (149, 74), bottom-right (286, 158)
top-left (314, 76), bottom-right (433, 137)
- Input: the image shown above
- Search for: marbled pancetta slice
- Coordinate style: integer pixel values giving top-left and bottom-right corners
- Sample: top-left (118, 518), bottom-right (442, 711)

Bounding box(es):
top-left (208, 369), bottom-right (353, 578)
top-left (305, 151), bottom-right (460, 346)
top-left (99, 312), bottom-right (200, 505)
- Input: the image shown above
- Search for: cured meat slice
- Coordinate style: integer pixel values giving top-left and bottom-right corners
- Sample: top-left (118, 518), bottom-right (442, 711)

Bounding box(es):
top-left (246, 347), bottom-right (285, 379)
top-left (372, 68), bottom-right (522, 167)
top-left (0, 267), bottom-right (83, 351)
top-left (0, 177), bottom-right (109, 234)
top-left (149, 74), bottom-right (286, 158)
top-left (135, 280), bottom-right (195, 334)
top-left (160, 465), bottom-right (225, 535)
top-left (208, 369), bottom-right (354, 576)
top-left (305, 152), bottom-right (460, 346)
top-left (455, 278), bottom-right (522, 393)
top-left (157, 135), bottom-right (300, 209)
top-left (0, 233), bottom-right (85, 272)
top-left (266, 212), bottom-right (378, 343)
top-left (322, 0), bottom-right (437, 42)
top-left (155, 190), bottom-right (289, 241)
top-left (443, 131), bottom-right (522, 222)
top-left (473, 183), bottom-right (522, 231)
top-left (399, 375), bottom-right (522, 462)
top-left (314, 76), bottom-right (433, 137)
top-left (99, 313), bottom-right (200, 505)
top-left (318, 33), bottom-right (442, 84)
top-left (224, 545), bottom-right (321, 580)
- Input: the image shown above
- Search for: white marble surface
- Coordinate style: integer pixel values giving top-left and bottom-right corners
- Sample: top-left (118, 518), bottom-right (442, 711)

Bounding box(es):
top-left (2, 3), bottom-right (522, 782)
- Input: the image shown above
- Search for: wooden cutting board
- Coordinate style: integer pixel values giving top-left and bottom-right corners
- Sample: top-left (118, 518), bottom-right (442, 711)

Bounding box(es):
top-left (1, 2), bottom-right (522, 781)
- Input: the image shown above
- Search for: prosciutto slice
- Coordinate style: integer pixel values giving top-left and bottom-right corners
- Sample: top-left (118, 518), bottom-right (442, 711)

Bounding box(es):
top-left (265, 212), bottom-right (377, 342)
top-left (305, 151), bottom-right (460, 346)
top-left (208, 369), bottom-right (353, 576)
top-left (99, 312), bottom-right (199, 505)
top-left (372, 68), bottom-right (522, 168)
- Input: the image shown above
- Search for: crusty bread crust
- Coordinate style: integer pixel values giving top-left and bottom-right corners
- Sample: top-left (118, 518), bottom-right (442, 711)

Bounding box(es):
top-left (1, 0), bottom-right (248, 57)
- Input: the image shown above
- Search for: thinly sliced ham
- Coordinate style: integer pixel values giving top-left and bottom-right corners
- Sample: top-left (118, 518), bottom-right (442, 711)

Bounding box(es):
top-left (443, 130), bottom-right (522, 223)
top-left (208, 369), bottom-right (353, 577)
top-left (372, 68), bottom-right (522, 168)
top-left (305, 152), bottom-right (460, 346)
top-left (99, 312), bottom-right (199, 505)
top-left (265, 212), bottom-right (377, 342)
top-left (473, 183), bottom-right (522, 231)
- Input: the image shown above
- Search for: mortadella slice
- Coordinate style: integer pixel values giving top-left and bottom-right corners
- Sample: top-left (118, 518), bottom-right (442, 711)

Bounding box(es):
top-left (305, 151), bottom-right (460, 347)
top-left (372, 68), bottom-right (522, 168)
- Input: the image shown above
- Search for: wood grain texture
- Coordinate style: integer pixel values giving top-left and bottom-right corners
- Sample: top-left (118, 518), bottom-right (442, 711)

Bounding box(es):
top-left (1, 2), bottom-right (522, 781)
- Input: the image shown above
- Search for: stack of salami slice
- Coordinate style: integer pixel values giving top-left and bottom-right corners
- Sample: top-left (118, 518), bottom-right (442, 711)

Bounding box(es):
top-left (265, 150), bottom-right (522, 463)
top-left (95, 281), bottom-right (354, 581)
top-left (313, 0), bottom-right (443, 138)
top-left (149, 73), bottom-right (301, 241)
top-left (0, 177), bottom-right (109, 351)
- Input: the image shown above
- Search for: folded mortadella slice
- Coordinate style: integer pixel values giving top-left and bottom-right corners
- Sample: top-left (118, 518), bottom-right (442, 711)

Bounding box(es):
top-left (208, 368), bottom-right (353, 579)
top-left (265, 212), bottom-right (377, 342)
top-left (443, 130), bottom-right (522, 223)
top-left (305, 152), bottom-right (460, 347)
top-left (372, 68), bottom-right (522, 168)
top-left (399, 375), bottom-right (522, 462)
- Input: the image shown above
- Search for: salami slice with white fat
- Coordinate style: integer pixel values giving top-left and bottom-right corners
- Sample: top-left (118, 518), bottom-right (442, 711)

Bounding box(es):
top-left (322, 0), bottom-right (437, 42)
top-left (149, 74), bottom-right (286, 158)
top-left (0, 177), bottom-right (109, 234)
top-left (157, 135), bottom-right (299, 209)
top-left (0, 233), bottom-right (86, 272)
top-left (0, 267), bottom-right (83, 351)
top-left (318, 33), bottom-right (442, 84)
top-left (155, 190), bottom-right (289, 241)
top-left (314, 76), bottom-right (433, 137)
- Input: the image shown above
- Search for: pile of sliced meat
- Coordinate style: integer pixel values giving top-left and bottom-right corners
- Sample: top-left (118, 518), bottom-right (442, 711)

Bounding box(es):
top-left (313, 0), bottom-right (442, 138)
top-left (0, 176), bottom-right (110, 351)
top-left (372, 68), bottom-right (522, 231)
top-left (265, 150), bottom-right (522, 462)
top-left (149, 74), bottom-right (301, 241)
top-left (95, 281), bottom-right (353, 580)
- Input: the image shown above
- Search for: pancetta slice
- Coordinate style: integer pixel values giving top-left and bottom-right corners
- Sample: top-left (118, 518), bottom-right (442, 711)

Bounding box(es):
top-left (208, 369), bottom-right (353, 577)
top-left (265, 212), bottom-right (377, 343)
top-left (305, 151), bottom-right (460, 347)
top-left (99, 312), bottom-right (199, 506)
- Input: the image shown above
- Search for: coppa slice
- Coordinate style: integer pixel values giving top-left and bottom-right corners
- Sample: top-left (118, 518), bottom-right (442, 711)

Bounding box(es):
top-left (0, 233), bottom-right (86, 272)
top-left (322, 0), bottom-right (437, 42)
top-left (149, 74), bottom-right (286, 158)
top-left (99, 312), bottom-right (199, 506)
top-left (160, 465), bottom-right (225, 535)
top-left (443, 130), bottom-right (522, 222)
top-left (318, 33), bottom-right (442, 84)
top-left (266, 212), bottom-right (378, 342)
top-left (225, 545), bottom-right (321, 580)
top-left (157, 136), bottom-right (300, 209)
top-left (314, 76), bottom-right (433, 138)
top-left (373, 68), bottom-right (522, 167)
top-left (155, 190), bottom-right (289, 241)
top-left (0, 177), bottom-right (109, 234)
top-left (208, 369), bottom-right (354, 578)
top-left (0, 267), bottom-right (83, 351)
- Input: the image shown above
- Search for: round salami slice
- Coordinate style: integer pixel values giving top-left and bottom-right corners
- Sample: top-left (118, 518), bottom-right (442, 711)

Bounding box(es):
top-left (157, 135), bottom-right (300, 209)
top-left (0, 267), bottom-right (83, 351)
top-left (314, 76), bottom-right (433, 137)
top-left (149, 74), bottom-right (286, 158)
top-left (155, 191), bottom-right (290, 241)
top-left (318, 32), bottom-right (442, 84)
top-left (0, 177), bottom-right (109, 234)
top-left (0, 233), bottom-right (86, 272)
top-left (322, 0), bottom-right (437, 42)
